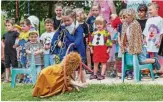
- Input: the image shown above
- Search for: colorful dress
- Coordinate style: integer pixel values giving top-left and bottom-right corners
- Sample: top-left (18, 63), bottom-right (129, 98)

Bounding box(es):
top-left (32, 64), bottom-right (72, 97)
top-left (90, 30), bottom-right (112, 63)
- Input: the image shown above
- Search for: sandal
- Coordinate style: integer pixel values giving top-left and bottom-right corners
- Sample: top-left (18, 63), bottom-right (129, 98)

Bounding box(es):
top-left (90, 74), bottom-right (97, 80)
top-left (3, 79), bottom-right (10, 83)
top-left (97, 75), bottom-right (105, 80)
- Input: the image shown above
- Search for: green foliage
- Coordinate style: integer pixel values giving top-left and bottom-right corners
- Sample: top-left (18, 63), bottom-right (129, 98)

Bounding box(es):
top-left (114, 0), bottom-right (123, 15)
top-left (2, 83), bottom-right (163, 101)
top-left (1, 1), bottom-right (91, 22)
top-left (1, 15), bottom-right (6, 36)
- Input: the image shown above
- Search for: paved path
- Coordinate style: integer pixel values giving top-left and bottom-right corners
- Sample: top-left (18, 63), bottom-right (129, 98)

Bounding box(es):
top-left (85, 74), bottom-right (163, 85)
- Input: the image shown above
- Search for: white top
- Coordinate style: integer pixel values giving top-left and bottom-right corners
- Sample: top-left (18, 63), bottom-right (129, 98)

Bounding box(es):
top-left (92, 34), bottom-right (105, 46)
top-left (40, 31), bottom-right (56, 54)
top-left (143, 16), bottom-right (163, 52)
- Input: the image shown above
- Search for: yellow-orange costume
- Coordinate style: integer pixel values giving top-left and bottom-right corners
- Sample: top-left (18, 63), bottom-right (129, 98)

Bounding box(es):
top-left (32, 52), bottom-right (81, 98)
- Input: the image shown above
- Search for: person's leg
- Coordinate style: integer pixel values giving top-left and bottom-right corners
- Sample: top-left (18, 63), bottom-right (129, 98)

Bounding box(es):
top-left (93, 62), bottom-right (99, 75)
top-left (97, 63), bottom-right (107, 80)
top-left (86, 47), bottom-right (92, 73)
top-left (90, 62), bottom-right (99, 79)
top-left (36, 65), bottom-right (41, 76)
top-left (50, 54), bottom-right (55, 65)
top-left (44, 54), bottom-right (50, 68)
top-left (78, 70), bottom-right (86, 83)
top-left (4, 54), bottom-right (11, 82)
top-left (101, 63), bottom-right (107, 76)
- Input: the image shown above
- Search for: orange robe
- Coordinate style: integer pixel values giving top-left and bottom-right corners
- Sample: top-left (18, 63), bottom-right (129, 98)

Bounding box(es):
top-left (32, 64), bottom-right (73, 97)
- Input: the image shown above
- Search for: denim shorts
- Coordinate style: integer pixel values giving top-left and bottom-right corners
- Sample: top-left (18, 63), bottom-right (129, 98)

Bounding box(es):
top-left (137, 47), bottom-right (147, 64)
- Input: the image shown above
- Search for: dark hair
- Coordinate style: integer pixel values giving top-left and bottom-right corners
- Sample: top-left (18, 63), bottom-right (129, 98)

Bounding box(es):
top-left (5, 19), bottom-right (15, 25)
top-left (137, 4), bottom-right (148, 12)
top-left (24, 19), bottom-right (31, 26)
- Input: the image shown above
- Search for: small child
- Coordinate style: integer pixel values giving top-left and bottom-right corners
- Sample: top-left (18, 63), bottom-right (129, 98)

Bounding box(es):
top-left (121, 9), bottom-right (161, 79)
top-left (14, 19), bottom-right (31, 67)
top-left (53, 3), bottom-right (63, 30)
top-left (40, 18), bottom-right (55, 67)
top-left (25, 30), bottom-right (44, 77)
top-left (3, 19), bottom-right (19, 82)
top-left (143, 3), bottom-right (163, 57)
top-left (90, 16), bottom-right (112, 80)
top-left (87, 3), bottom-right (101, 70)
top-left (143, 3), bottom-right (163, 76)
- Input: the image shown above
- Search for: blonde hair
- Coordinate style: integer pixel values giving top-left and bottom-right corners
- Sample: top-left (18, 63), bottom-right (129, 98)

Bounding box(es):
top-left (73, 8), bottom-right (87, 22)
top-left (62, 6), bottom-right (76, 18)
top-left (95, 16), bottom-right (106, 26)
top-left (125, 9), bottom-right (136, 20)
top-left (64, 52), bottom-right (81, 76)
top-left (44, 18), bottom-right (54, 24)
top-left (148, 2), bottom-right (159, 9)
top-left (119, 9), bottom-right (126, 17)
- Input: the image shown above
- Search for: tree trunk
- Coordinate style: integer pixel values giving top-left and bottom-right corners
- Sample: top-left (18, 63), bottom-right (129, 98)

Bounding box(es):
top-left (48, 1), bottom-right (53, 18)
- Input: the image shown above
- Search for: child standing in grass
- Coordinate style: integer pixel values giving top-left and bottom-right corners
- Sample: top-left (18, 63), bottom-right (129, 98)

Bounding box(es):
top-left (90, 16), bottom-right (112, 80)
top-left (25, 30), bottom-right (44, 77)
top-left (3, 19), bottom-right (19, 82)
top-left (40, 18), bottom-right (55, 67)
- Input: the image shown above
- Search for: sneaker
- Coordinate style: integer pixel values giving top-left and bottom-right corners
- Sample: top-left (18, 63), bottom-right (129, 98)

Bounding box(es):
top-left (97, 75), bottom-right (105, 80)
top-left (90, 74), bottom-right (97, 80)
top-left (154, 73), bottom-right (160, 79)
top-left (19, 78), bottom-right (24, 83)
top-left (127, 74), bottom-right (133, 80)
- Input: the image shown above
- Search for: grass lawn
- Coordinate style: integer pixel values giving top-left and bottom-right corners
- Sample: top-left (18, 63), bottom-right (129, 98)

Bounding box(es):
top-left (1, 83), bottom-right (163, 101)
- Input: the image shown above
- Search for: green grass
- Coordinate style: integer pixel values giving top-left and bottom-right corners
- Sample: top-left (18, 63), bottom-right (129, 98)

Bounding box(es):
top-left (1, 83), bottom-right (163, 101)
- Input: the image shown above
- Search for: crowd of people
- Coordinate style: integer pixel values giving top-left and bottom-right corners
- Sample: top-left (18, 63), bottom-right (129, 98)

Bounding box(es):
top-left (1, 0), bottom-right (163, 97)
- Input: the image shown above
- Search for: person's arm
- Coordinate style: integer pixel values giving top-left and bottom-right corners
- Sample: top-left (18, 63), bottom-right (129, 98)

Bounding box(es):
top-left (70, 80), bottom-right (88, 91)
top-left (34, 43), bottom-right (44, 55)
top-left (74, 26), bottom-right (84, 46)
top-left (25, 43), bottom-right (32, 54)
top-left (51, 31), bottom-right (60, 47)
top-left (1, 41), bottom-right (5, 61)
top-left (118, 32), bottom-right (121, 46)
